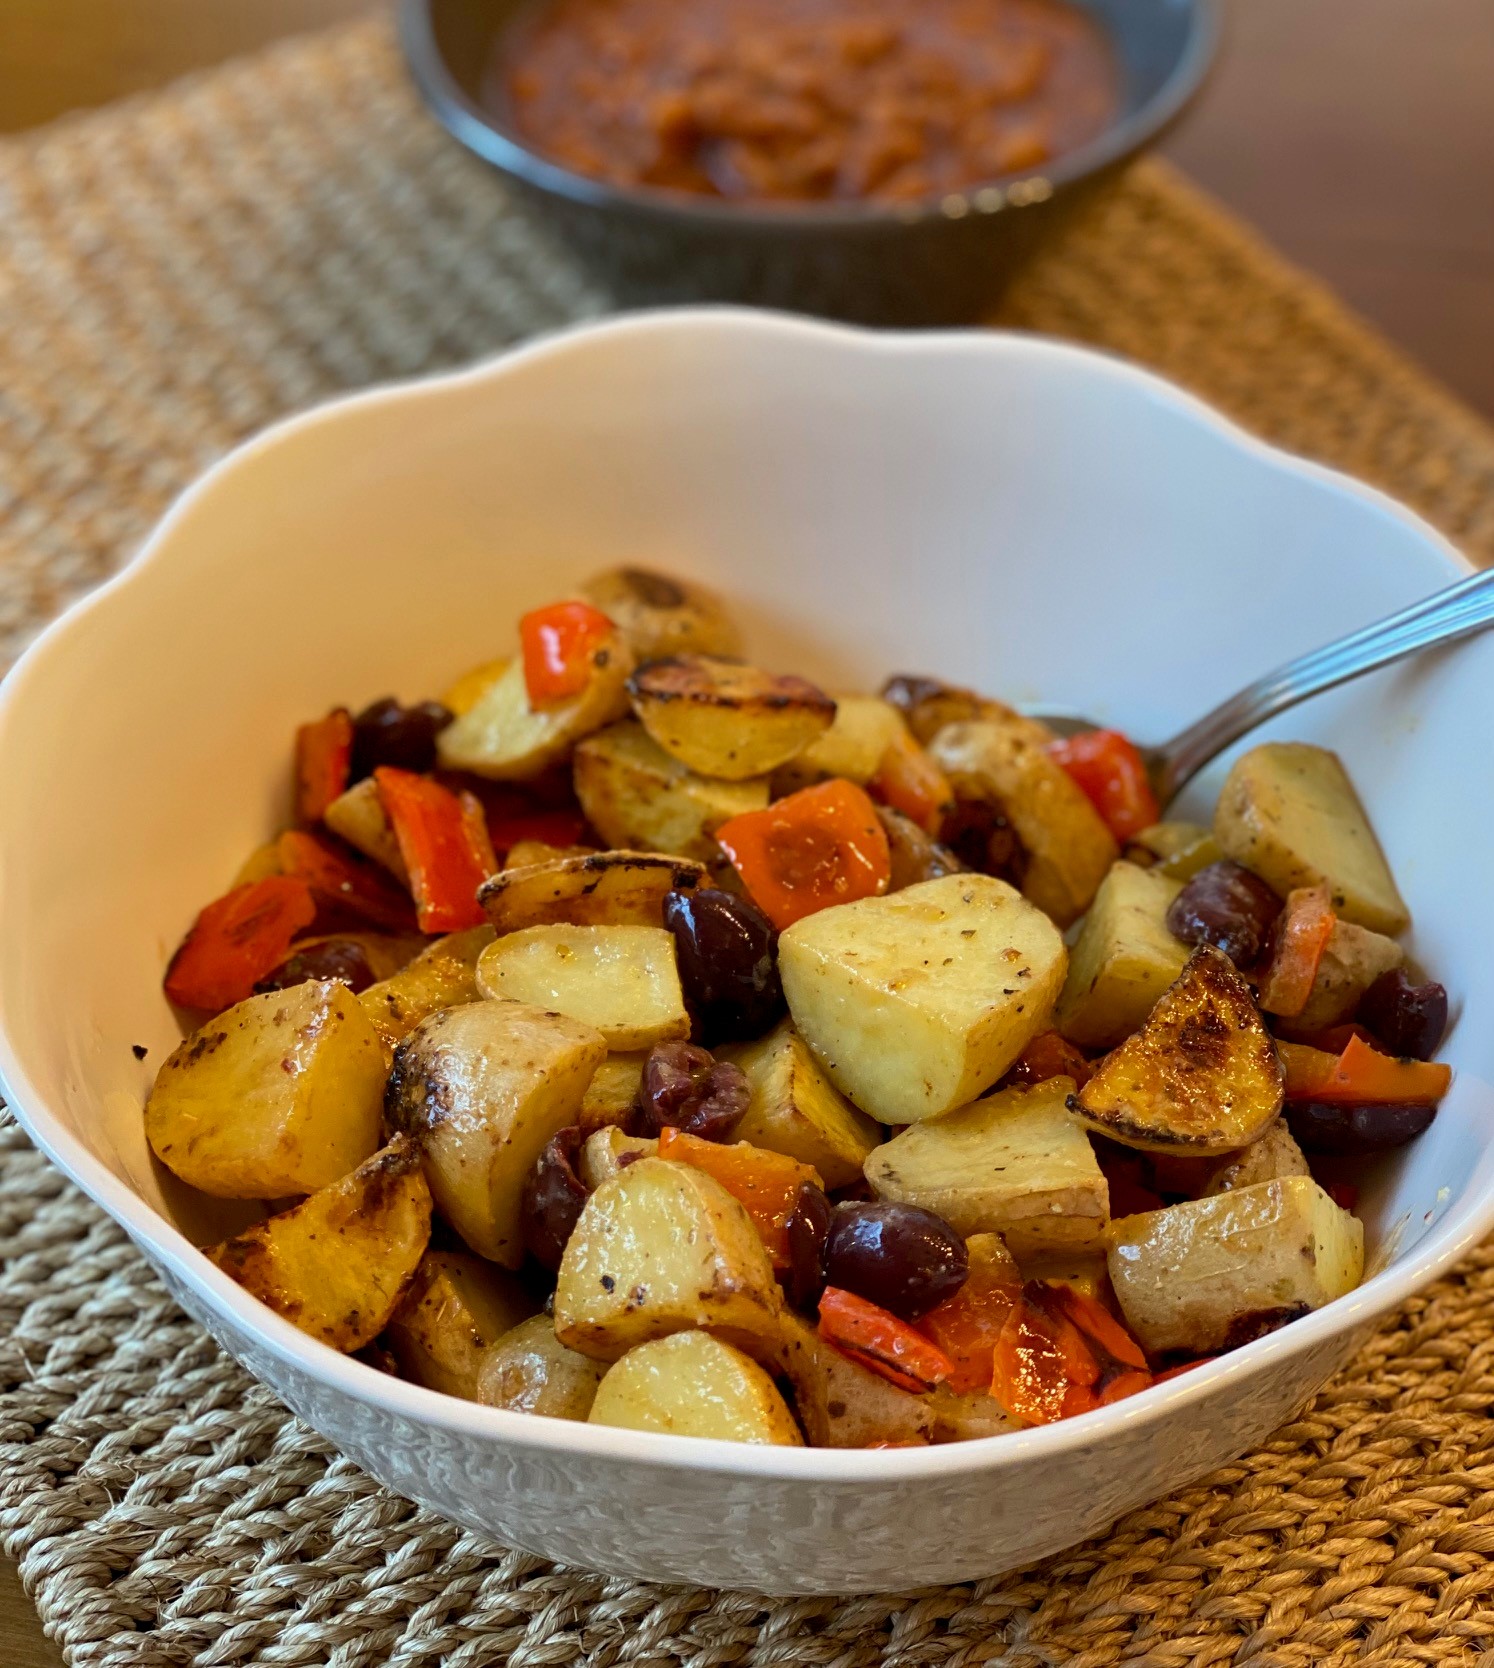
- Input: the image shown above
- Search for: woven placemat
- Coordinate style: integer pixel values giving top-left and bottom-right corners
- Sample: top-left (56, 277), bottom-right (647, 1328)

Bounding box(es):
top-left (3, 16), bottom-right (1494, 1666)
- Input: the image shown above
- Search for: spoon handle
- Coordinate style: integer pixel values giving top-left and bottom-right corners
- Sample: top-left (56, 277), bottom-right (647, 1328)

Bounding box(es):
top-left (1154, 565), bottom-right (1494, 803)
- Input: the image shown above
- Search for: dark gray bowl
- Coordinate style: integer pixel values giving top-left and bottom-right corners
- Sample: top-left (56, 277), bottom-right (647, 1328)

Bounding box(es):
top-left (400, 0), bottom-right (1218, 326)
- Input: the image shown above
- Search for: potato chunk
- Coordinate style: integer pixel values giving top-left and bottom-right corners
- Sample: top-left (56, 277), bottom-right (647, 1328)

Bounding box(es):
top-left (554, 1157), bottom-right (784, 1362)
top-left (627, 654), bottom-right (836, 780)
top-left (146, 980), bottom-right (386, 1198)
top-left (1289, 920), bottom-right (1404, 1033)
top-left (475, 924), bottom-right (689, 1050)
top-left (359, 925), bottom-right (494, 1053)
top-left (323, 776), bottom-right (408, 880)
top-left (579, 566), bottom-right (742, 662)
top-left (384, 1250), bottom-right (536, 1400)
top-left (579, 1051), bottom-right (649, 1132)
top-left (779, 874), bottom-right (1067, 1125)
top-left (1072, 945), bottom-right (1284, 1155)
top-left (1213, 742), bottom-right (1409, 934)
top-left (578, 1126), bottom-right (658, 1189)
top-left (879, 675), bottom-right (1021, 746)
top-left (1123, 821), bottom-right (1210, 868)
top-left (771, 696), bottom-right (909, 793)
top-left (590, 1331), bottom-right (803, 1444)
top-left (1055, 862), bottom-right (1190, 1050)
top-left (719, 1019), bottom-right (881, 1189)
top-left (573, 720), bottom-right (769, 861)
top-left (477, 1314), bottom-right (608, 1420)
top-left (927, 716), bottom-right (1118, 927)
top-left (864, 1078), bottom-right (1108, 1256)
top-left (207, 1136), bottom-right (431, 1350)
top-left (386, 1000), bottom-right (606, 1266)
top-left (478, 850), bottom-right (704, 934)
top-left (1106, 1177), bottom-right (1365, 1354)
top-left (1202, 1119), bottom-right (1310, 1197)
top-left (437, 644), bottom-right (634, 781)
top-left (777, 1313), bottom-right (934, 1446)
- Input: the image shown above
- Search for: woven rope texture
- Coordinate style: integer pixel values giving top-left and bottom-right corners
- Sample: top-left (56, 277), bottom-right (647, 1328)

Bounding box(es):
top-left (2, 17), bottom-right (1494, 1667)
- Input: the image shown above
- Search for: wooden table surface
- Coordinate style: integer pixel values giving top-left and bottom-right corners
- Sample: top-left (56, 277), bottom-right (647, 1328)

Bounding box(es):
top-left (0, 2), bottom-right (1490, 1660)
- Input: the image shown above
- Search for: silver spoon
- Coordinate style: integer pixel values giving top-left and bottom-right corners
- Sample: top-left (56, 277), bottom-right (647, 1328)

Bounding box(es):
top-left (1029, 566), bottom-right (1494, 807)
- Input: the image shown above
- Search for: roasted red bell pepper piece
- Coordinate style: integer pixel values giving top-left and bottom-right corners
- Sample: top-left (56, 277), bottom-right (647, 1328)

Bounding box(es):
top-left (519, 600), bottom-right (616, 707)
top-left (275, 829), bottom-right (417, 933)
top-left (992, 1282), bottom-right (1150, 1425)
top-left (1279, 1033), bottom-right (1451, 1107)
top-left (715, 778), bottom-right (891, 931)
top-left (293, 707), bottom-right (353, 823)
top-left (1257, 885), bottom-right (1335, 1016)
top-left (163, 876), bottom-right (317, 1011)
top-left (1047, 729), bottom-right (1159, 843)
top-left (485, 803), bottom-right (591, 859)
top-left (1002, 1030), bottom-right (1093, 1090)
top-left (818, 1287), bottom-right (955, 1393)
top-left (374, 767), bottom-right (490, 932)
top-left (869, 731), bottom-right (954, 835)
top-left (657, 1127), bottom-right (818, 1266)
top-left (917, 1252), bottom-right (1022, 1395)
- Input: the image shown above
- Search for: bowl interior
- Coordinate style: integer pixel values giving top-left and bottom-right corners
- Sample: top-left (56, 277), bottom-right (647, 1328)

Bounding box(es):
top-left (2, 313), bottom-right (1491, 1310)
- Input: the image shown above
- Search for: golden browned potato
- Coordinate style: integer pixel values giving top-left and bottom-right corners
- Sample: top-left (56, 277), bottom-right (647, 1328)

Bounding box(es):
top-left (577, 1125), bottom-right (658, 1189)
top-left (1287, 920), bottom-right (1404, 1033)
top-left (146, 981), bottom-right (386, 1199)
top-left (627, 654), bottom-right (836, 780)
top-left (502, 838), bottom-right (598, 869)
top-left (323, 775), bottom-right (409, 880)
top-left (779, 874), bottom-right (1068, 1125)
top-left (879, 675), bottom-right (1023, 746)
top-left (579, 567), bottom-right (743, 662)
top-left (770, 695), bottom-right (909, 793)
top-left (475, 924), bottom-right (689, 1050)
top-left (1201, 1119), bottom-right (1310, 1197)
top-left (928, 1388), bottom-right (1019, 1442)
top-left (579, 1051), bottom-right (649, 1132)
top-left (865, 1078), bottom-right (1108, 1256)
top-left (553, 1157), bottom-right (784, 1363)
top-left (589, 1331), bottom-right (803, 1444)
top-left (875, 805), bottom-right (968, 892)
top-left (1122, 821), bottom-right (1210, 868)
top-left (358, 925), bottom-right (495, 1053)
top-left (719, 1018), bottom-right (881, 1190)
top-left (437, 641), bottom-right (635, 781)
top-left (207, 1136), bottom-right (432, 1351)
top-left (441, 656), bottom-right (511, 717)
top-left (1072, 945), bottom-right (1283, 1155)
top-left (1155, 834), bottom-right (1225, 883)
top-left (573, 720), bottom-right (769, 861)
top-left (928, 717), bottom-right (1118, 927)
top-left (386, 1000), bottom-right (607, 1266)
top-left (1213, 742), bottom-right (1409, 934)
top-left (1054, 861), bottom-right (1190, 1050)
top-left (777, 1313), bottom-right (935, 1446)
top-left (478, 850), bottom-right (705, 934)
top-left (1107, 1177), bottom-right (1364, 1354)
top-left (384, 1250), bottom-right (536, 1400)
top-left (476, 1314), bottom-right (608, 1419)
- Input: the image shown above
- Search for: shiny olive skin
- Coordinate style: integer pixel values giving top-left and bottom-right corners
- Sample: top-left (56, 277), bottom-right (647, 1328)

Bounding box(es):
top-left (662, 888), bottom-right (784, 1043)
top-left (823, 1202), bottom-right (968, 1320)
top-left (636, 1040), bottom-right (750, 1141)
top-left (784, 1183), bottom-right (832, 1311)
top-left (349, 697), bottom-right (453, 780)
top-left (1357, 969), bottom-right (1449, 1061)
top-left (520, 1127), bottom-right (589, 1271)
top-left (253, 938), bottom-right (376, 995)
top-left (1286, 1099), bottom-right (1436, 1156)
top-left (1165, 860), bottom-right (1282, 966)
top-left (939, 800), bottom-right (1024, 886)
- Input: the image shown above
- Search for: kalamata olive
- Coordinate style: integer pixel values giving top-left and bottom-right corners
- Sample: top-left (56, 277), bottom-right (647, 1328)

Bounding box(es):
top-left (1357, 969), bottom-right (1449, 1061)
top-left (636, 1040), bottom-right (750, 1141)
top-left (253, 938), bottom-right (376, 995)
top-left (520, 1127), bottom-right (589, 1271)
top-left (784, 1182), bottom-right (833, 1311)
top-left (823, 1202), bottom-right (968, 1320)
top-left (349, 697), bottom-right (453, 780)
top-left (1286, 1099), bottom-right (1436, 1156)
top-left (939, 800), bottom-right (1025, 886)
top-left (1165, 860), bottom-right (1282, 966)
top-left (662, 888), bottom-right (784, 1043)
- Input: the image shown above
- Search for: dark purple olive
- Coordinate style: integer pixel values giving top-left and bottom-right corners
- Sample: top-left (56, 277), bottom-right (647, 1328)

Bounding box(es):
top-left (253, 938), bottom-right (376, 995)
top-left (1286, 1099), bottom-right (1436, 1156)
top-left (520, 1127), bottom-right (589, 1271)
top-left (662, 888), bottom-right (784, 1043)
top-left (348, 697), bottom-right (453, 780)
top-left (784, 1182), bottom-right (833, 1311)
top-left (636, 1040), bottom-right (750, 1142)
top-left (823, 1202), bottom-right (968, 1320)
top-left (1357, 969), bottom-right (1449, 1061)
top-left (939, 800), bottom-right (1025, 886)
top-left (1166, 860), bottom-right (1282, 966)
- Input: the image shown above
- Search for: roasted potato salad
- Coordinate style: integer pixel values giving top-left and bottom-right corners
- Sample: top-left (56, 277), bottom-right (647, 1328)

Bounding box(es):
top-left (148, 568), bottom-right (1450, 1444)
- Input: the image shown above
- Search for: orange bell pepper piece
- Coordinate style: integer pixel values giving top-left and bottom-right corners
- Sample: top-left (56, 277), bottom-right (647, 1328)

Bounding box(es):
top-left (714, 778), bottom-right (891, 931)
top-left (1003, 1030), bottom-right (1093, 1090)
top-left (293, 707), bottom-right (353, 823)
top-left (917, 1252), bottom-right (1021, 1395)
top-left (992, 1282), bottom-right (1151, 1426)
top-left (163, 875), bottom-right (317, 1011)
top-left (870, 731), bottom-right (954, 836)
top-left (818, 1287), bottom-right (955, 1393)
top-left (1257, 885), bottom-right (1335, 1016)
top-left (1047, 729), bottom-right (1159, 843)
top-left (275, 829), bottom-right (417, 933)
top-left (656, 1127), bottom-right (819, 1265)
top-left (519, 600), bottom-right (617, 706)
top-left (1279, 1033), bottom-right (1450, 1107)
top-left (374, 767), bottom-right (491, 932)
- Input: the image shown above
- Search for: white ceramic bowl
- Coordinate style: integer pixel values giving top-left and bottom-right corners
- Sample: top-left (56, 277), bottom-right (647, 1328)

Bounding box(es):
top-left (1, 311), bottom-right (1491, 1596)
